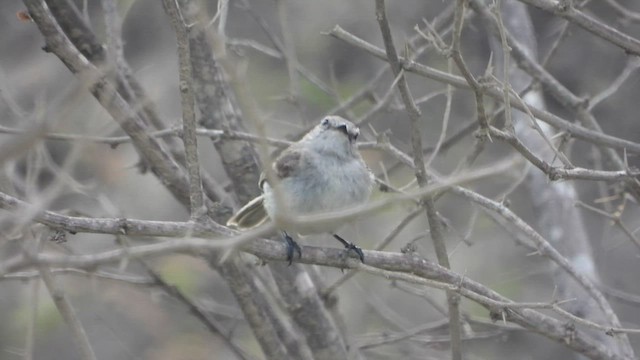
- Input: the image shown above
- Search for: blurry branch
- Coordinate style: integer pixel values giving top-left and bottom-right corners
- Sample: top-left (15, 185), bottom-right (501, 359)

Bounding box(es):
top-left (476, 1), bottom-right (574, 169)
top-left (470, 0), bottom-right (640, 205)
top-left (289, 66), bottom-right (391, 141)
top-left (214, 0), bottom-right (229, 36)
top-left (517, 0), bottom-right (640, 55)
top-left (176, 0), bottom-right (261, 206)
top-left (140, 257), bottom-right (250, 360)
top-left (116, 232), bottom-right (248, 357)
top-left (422, 118), bottom-right (478, 155)
top-left (48, 0), bottom-right (231, 211)
top-left (24, 2), bottom-right (290, 357)
top-left (0, 223), bottom-right (632, 359)
top-left (316, 66), bottom-right (388, 125)
top-left (207, 14), bottom-right (354, 360)
top-left (8, 123), bottom-right (636, 182)
top-left (178, 3), bottom-right (352, 359)
top-left (276, 0), bottom-right (300, 102)
top-left (39, 265), bottom-right (97, 360)
top-left (324, 11), bottom-right (640, 354)
top-left (470, 0), bottom-right (585, 110)
top-left (237, 0), bottom-right (337, 99)
top-left (33, 232), bottom-right (97, 360)
top-left (269, 263), bottom-right (349, 360)
top-left (1, 268), bottom-right (155, 285)
top-left (599, 281), bottom-right (640, 307)
top-left (0, 123), bottom-right (48, 164)
top-left (473, 12), bottom-right (640, 352)
top-left (450, 0), bottom-right (489, 132)
top-left (353, 70), bottom-right (406, 128)
top-left (603, 0), bottom-right (640, 23)
top-left (281, 7), bottom-right (456, 143)
top-left (226, 38), bottom-right (282, 58)
top-left (446, 1), bottom-right (490, 171)
top-left (452, 185), bottom-right (624, 330)
top-left (45, 0), bottom-right (236, 212)
top-left (465, 3), bottom-right (633, 350)
top-left (504, 86), bottom-right (572, 167)
top-left (358, 327), bottom-right (505, 351)
top-left (374, 1), bottom-right (462, 359)
top-left (0, 177), bottom-right (637, 357)
top-left (101, 0), bottom-right (126, 96)
top-left (43, 0), bottom-right (166, 131)
top-left (24, 271), bottom-right (39, 360)
top-left (14, 120), bottom-right (605, 188)
top-left (214, 257), bottom-right (290, 359)
top-left (287, 2), bottom-right (459, 142)
top-left (24, 0), bottom-right (222, 217)
top-left (576, 201), bottom-right (640, 252)
top-left (249, 270), bottom-right (315, 360)
top-left (18, 1), bottom-right (640, 358)
top-left (0, 125), bottom-right (293, 148)
top-left (424, 63), bottom-right (454, 168)
top-left (392, 282), bottom-right (449, 318)
top-left (477, 1), bottom-right (636, 354)
top-left (328, 26), bottom-right (640, 154)
top-left (356, 319), bottom-right (455, 350)
top-left (359, 262), bottom-right (640, 336)
top-left (163, 0), bottom-right (206, 220)
top-left (488, 127), bottom-right (640, 181)
top-left (355, 281), bottom-right (415, 330)
top-left (588, 58), bottom-right (640, 111)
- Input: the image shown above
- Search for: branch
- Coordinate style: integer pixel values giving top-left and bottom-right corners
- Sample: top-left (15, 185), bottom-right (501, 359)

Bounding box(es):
top-left (489, 127), bottom-right (640, 181)
top-left (517, 0), bottom-right (640, 55)
top-left (0, 125), bottom-right (293, 149)
top-left (374, 1), bottom-right (462, 359)
top-left (328, 26), bottom-right (640, 154)
top-left (162, 0), bottom-right (206, 220)
top-left (176, 0), bottom-right (261, 206)
top-left (3, 235), bottom-right (630, 359)
top-left (24, 0), bottom-right (206, 214)
top-left (36, 234), bottom-right (97, 360)
top-left (0, 187), bottom-right (635, 358)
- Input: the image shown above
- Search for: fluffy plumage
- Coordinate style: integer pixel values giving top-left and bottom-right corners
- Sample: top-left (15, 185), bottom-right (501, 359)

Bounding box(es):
top-left (227, 116), bottom-right (374, 262)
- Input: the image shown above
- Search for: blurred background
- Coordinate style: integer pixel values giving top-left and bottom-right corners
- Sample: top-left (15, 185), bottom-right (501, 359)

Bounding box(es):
top-left (1, 0), bottom-right (640, 359)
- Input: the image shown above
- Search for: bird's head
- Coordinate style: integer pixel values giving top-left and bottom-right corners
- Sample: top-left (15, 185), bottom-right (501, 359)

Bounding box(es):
top-left (303, 116), bottom-right (360, 158)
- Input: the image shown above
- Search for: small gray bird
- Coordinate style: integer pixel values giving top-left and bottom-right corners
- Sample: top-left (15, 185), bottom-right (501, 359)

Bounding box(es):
top-left (227, 116), bottom-right (374, 264)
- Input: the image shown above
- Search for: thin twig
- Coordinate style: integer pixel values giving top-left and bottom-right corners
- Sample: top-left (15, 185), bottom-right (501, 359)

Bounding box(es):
top-left (328, 26), bottom-right (640, 154)
top-left (375, 1), bottom-right (462, 359)
top-left (34, 232), bottom-right (97, 360)
top-left (163, 0), bottom-right (206, 221)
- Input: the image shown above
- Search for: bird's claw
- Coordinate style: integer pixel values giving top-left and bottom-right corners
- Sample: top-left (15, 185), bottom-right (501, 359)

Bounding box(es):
top-left (333, 234), bottom-right (365, 263)
top-left (284, 232), bottom-right (302, 266)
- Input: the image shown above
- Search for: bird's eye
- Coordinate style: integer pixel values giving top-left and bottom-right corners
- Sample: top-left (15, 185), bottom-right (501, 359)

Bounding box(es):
top-left (337, 124), bottom-right (349, 136)
top-left (321, 118), bottom-right (330, 127)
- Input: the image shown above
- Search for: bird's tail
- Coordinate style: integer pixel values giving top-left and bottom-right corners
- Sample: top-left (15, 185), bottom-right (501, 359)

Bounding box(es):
top-left (226, 195), bottom-right (269, 230)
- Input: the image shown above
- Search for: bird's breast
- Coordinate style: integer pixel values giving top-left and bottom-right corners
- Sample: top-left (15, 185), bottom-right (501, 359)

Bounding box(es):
top-left (263, 155), bottom-right (373, 230)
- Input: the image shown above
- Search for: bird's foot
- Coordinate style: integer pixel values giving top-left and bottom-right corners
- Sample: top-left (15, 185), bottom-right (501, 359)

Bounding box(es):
top-left (333, 234), bottom-right (365, 263)
top-left (283, 232), bottom-right (302, 265)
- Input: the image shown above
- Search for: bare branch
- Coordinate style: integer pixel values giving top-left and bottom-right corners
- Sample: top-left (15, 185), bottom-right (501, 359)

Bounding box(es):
top-left (375, 1), bottom-right (462, 359)
top-left (518, 0), bottom-right (640, 55)
top-left (162, 0), bottom-right (206, 220)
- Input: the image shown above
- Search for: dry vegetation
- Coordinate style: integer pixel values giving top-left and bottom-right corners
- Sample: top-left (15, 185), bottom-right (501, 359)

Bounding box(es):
top-left (1, 0), bottom-right (640, 359)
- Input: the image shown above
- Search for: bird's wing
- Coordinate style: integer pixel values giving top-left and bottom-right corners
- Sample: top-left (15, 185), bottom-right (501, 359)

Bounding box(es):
top-left (229, 148), bottom-right (306, 230)
top-left (275, 148), bottom-right (304, 179)
top-left (258, 147), bottom-right (305, 190)
top-left (226, 195), bottom-right (269, 229)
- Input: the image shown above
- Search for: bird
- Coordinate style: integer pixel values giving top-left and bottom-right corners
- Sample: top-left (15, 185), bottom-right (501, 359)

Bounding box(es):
top-left (226, 116), bottom-right (374, 264)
